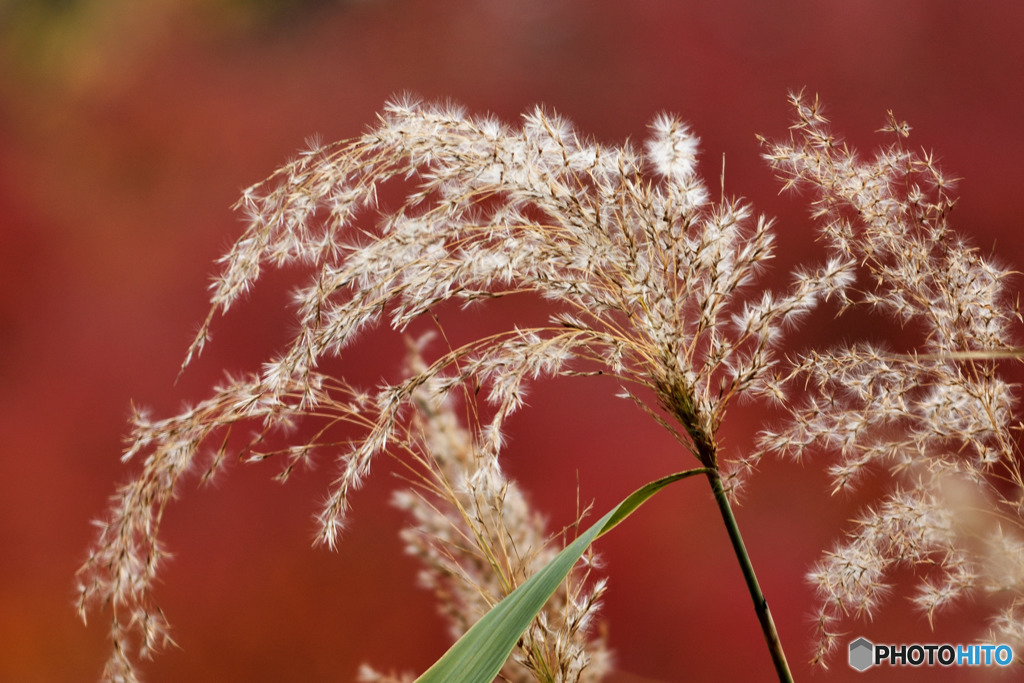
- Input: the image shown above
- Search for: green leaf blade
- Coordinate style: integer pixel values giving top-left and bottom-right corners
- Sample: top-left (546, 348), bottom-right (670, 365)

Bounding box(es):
top-left (416, 467), bottom-right (710, 683)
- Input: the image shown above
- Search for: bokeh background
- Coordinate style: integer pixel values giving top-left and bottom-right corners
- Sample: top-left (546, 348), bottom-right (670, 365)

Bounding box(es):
top-left (2, 1), bottom-right (1023, 681)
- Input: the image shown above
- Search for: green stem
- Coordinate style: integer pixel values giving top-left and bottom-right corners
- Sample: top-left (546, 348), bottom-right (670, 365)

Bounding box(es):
top-left (706, 469), bottom-right (794, 682)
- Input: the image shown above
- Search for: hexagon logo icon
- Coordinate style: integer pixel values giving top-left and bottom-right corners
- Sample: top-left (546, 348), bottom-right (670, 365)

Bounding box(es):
top-left (849, 637), bottom-right (874, 671)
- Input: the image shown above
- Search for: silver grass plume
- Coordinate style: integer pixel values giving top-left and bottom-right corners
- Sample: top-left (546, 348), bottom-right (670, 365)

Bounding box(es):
top-left (746, 92), bottom-right (1024, 666)
top-left (79, 93), bottom-right (942, 679)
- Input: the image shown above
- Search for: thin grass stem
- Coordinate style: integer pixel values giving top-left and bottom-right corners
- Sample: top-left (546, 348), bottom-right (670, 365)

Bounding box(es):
top-left (706, 469), bottom-right (793, 682)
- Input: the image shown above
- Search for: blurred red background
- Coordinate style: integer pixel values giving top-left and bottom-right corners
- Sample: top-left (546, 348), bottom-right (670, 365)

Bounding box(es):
top-left (2, 1), bottom-right (1023, 681)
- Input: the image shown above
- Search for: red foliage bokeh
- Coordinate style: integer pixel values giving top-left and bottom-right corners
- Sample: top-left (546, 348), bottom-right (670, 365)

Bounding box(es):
top-left (2, 2), bottom-right (1023, 680)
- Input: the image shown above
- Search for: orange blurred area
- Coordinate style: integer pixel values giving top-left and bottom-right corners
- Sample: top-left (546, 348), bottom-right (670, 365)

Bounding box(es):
top-left (2, 1), bottom-right (1024, 681)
